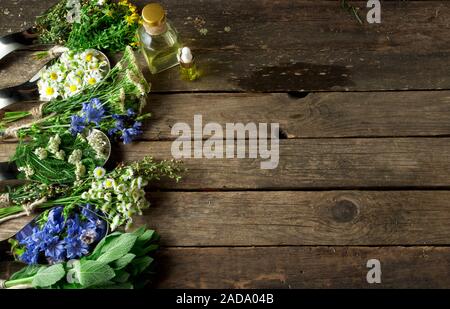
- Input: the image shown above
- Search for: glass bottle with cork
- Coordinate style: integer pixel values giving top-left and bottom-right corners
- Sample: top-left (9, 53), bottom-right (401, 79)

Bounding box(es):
top-left (138, 3), bottom-right (181, 74)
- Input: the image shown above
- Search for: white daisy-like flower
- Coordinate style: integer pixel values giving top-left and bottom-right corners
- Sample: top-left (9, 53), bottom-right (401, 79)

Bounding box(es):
top-left (84, 71), bottom-right (104, 87)
top-left (93, 167), bottom-right (106, 179)
top-left (46, 68), bottom-right (65, 83)
top-left (81, 191), bottom-right (90, 199)
top-left (115, 183), bottom-right (127, 194)
top-left (39, 81), bottom-right (60, 101)
top-left (103, 178), bottom-right (116, 189)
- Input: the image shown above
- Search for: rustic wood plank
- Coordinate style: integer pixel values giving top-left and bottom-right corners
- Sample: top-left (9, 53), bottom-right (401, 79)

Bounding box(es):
top-left (154, 247), bottom-right (450, 288)
top-left (3, 138), bottom-right (450, 189)
top-left (2, 1), bottom-right (450, 91)
top-left (2, 246), bottom-right (450, 288)
top-left (7, 91), bottom-right (450, 140)
top-left (133, 191), bottom-right (450, 246)
top-left (6, 191), bottom-right (450, 246)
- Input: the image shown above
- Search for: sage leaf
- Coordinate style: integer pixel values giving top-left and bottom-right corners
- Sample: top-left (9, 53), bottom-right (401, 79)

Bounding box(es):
top-left (113, 269), bottom-right (130, 283)
top-left (10, 265), bottom-right (43, 280)
top-left (77, 260), bottom-right (115, 287)
top-left (97, 233), bottom-right (137, 264)
top-left (130, 256), bottom-right (153, 276)
top-left (112, 253), bottom-right (136, 270)
top-left (89, 231), bottom-right (122, 260)
top-left (32, 264), bottom-right (65, 288)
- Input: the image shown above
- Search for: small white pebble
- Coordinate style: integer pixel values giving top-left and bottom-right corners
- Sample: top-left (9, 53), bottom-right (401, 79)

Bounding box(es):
top-left (224, 26), bottom-right (231, 32)
top-left (4, 8), bottom-right (10, 15)
top-left (199, 28), bottom-right (208, 35)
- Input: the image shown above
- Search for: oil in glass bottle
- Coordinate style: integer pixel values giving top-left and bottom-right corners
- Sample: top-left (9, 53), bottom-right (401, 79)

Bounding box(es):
top-left (179, 46), bottom-right (200, 81)
top-left (138, 3), bottom-right (181, 74)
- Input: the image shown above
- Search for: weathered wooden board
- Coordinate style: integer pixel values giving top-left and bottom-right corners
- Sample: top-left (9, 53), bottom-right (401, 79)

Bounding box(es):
top-left (5, 191), bottom-right (450, 245)
top-left (133, 191), bottom-right (450, 246)
top-left (2, 1), bottom-right (450, 91)
top-left (6, 91), bottom-right (450, 140)
top-left (2, 246), bottom-right (450, 288)
top-left (153, 246), bottom-right (450, 288)
top-left (3, 138), bottom-right (450, 189)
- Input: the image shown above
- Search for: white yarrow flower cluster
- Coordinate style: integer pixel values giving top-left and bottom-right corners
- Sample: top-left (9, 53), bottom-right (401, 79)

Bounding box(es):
top-left (82, 166), bottom-right (149, 231)
top-left (38, 49), bottom-right (108, 101)
top-left (68, 149), bottom-right (83, 165)
top-left (87, 130), bottom-right (109, 159)
top-left (47, 134), bottom-right (62, 158)
top-left (34, 147), bottom-right (48, 160)
top-left (18, 165), bottom-right (34, 179)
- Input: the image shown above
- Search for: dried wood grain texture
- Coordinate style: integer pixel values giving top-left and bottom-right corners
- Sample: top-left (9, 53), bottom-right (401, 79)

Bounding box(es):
top-left (6, 91), bottom-right (450, 140)
top-left (154, 246), bottom-right (450, 288)
top-left (132, 191), bottom-right (450, 246)
top-left (3, 138), bottom-right (450, 189)
top-left (1, 1), bottom-right (450, 91)
top-left (5, 191), bottom-right (450, 245)
top-left (2, 246), bottom-right (450, 288)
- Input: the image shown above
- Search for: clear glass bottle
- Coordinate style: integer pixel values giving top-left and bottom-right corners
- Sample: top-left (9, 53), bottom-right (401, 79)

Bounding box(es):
top-left (138, 3), bottom-right (181, 74)
top-left (179, 46), bottom-right (200, 81)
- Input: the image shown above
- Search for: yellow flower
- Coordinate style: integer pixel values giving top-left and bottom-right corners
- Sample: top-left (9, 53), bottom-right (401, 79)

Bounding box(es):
top-left (46, 86), bottom-right (55, 96)
top-left (128, 4), bottom-right (137, 13)
top-left (104, 9), bottom-right (113, 17)
top-left (50, 72), bottom-right (58, 81)
top-left (130, 41), bottom-right (140, 47)
top-left (119, 0), bottom-right (129, 6)
top-left (125, 13), bottom-right (139, 26)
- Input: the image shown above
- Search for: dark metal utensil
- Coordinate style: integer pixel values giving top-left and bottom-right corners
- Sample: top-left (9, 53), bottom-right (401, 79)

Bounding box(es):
top-left (0, 71), bottom-right (40, 109)
top-left (0, 28), bottom-right (39, 61)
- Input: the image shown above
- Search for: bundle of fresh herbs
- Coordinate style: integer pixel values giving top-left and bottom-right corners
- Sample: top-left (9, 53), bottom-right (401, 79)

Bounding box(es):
top-left (2, 226), bottom-right (159, 289)
top-left (0, 156), bottom-right (182, 226)
top-left (36, 0), bottom-right (140, 52)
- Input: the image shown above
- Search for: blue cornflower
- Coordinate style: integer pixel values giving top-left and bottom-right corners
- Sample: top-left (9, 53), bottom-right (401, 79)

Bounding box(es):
top-left (121, 121), bottom-right (143, 144)
top-left (82, 98), bottom-right (105, 125)
top-left (81, 204), bottom-right (98, 223)
top-left (127, 108), bottom-right (136, 117)
top-left (20, 247), bottom-right (39, 264)
top-left (66, 214), bottom-right (81, 238)
top-left (70, 114), bottom-right (86, 136)
top-left (44, 236), bottom-right (66, 263)
top-left (65, 236), bottom-right (89, 259)
top-left (43, 207), bottom-right (65, 235)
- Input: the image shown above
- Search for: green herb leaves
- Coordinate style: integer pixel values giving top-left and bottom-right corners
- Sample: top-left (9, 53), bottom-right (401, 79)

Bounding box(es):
top-left (4, 227), bottom-right (160, 289)
top-left (32, 264), bottom-right (65, 288)
top-left (77, 261), bottom-right (116, 287)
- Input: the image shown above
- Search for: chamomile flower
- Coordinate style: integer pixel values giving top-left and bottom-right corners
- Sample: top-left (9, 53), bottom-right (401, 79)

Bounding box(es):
top-left (93, 167), bottom-right (106, 179)
top-left (84, 71), bottom-right (104, 86)
top-left (38, 81), bottom-right (60, 101)
top-left (115, 183), bottom-right (127, 193)
top-left (103, 178), bottom-right (116, 189)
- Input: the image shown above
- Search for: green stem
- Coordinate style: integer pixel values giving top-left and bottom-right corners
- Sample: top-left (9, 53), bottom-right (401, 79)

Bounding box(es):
top-left (4, 276), bottom-right (33, 288)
